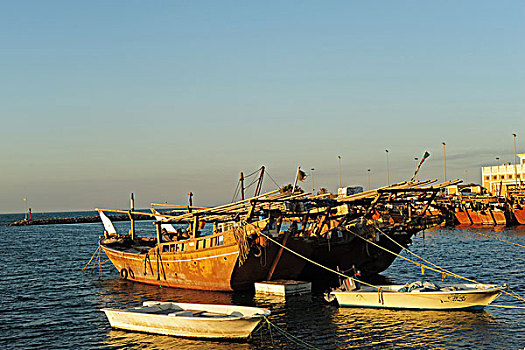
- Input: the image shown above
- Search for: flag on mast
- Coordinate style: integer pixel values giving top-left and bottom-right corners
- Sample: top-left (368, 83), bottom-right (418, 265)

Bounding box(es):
top-left (411, 151), bottom-right (430, 181)
top-left (297, 169), bottom-right (307, 182)
top-left (292, 166), bottom-right (308, 192)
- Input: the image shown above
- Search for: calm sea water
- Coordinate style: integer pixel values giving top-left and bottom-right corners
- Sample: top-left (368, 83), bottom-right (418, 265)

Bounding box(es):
top-left (0, 212), bottom-right (523, 349)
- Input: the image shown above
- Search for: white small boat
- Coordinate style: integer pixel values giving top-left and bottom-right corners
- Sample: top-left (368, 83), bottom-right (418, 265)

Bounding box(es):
top-left (101, 301), bottom-right (270, 339)
top-left (328, 282), bottom-right (505, 310)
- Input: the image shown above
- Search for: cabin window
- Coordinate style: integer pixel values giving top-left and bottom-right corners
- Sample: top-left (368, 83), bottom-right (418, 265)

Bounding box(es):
top-left (162, 245), bottom-right (170, 252)
top-left (202, 239), bottom-right (207, 249)
top-left (492, 175), bottom-right (497, 180)
top-left (218, 235), bottom-right (224, 245)
top-left (484, 176), bottom-right (490, 181)
top-left (181, 243), bottom-right (185, 252)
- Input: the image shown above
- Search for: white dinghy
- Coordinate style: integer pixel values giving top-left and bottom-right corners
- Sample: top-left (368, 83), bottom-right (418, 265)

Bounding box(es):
top-left (101, 301), bottom-right (270, 339)
top-left (327, 281), bottom-right (505, 310)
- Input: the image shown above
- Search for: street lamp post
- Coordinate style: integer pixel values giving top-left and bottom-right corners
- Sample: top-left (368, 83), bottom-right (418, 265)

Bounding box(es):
top-left (311, 168), bottom-right (315, 193)
top-left (513, 133), bottom-right (518, 187)
top-left (338, 155), bottom-right (342, 189)
top-left (442, 142), bottom-right (447, 182)
top-left (367, 169), bottom-right (371, 190)
top-left (385, 150), bottom-right (389, 185)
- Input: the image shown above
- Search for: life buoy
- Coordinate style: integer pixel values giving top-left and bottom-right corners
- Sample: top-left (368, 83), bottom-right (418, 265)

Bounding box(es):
top-left (120, 268), bottom-right (128, 279)
top-left (128, 268), bottom-right (135, 279)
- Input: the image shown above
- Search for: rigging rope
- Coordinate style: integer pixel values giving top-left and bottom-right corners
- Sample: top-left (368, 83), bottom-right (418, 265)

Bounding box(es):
top-left (265, 170), bottom-right (283, 191)
top-left (258, 231), bottom-right (388, 291)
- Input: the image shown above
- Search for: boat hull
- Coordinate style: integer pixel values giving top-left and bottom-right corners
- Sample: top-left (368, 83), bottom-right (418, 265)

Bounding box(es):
top-left (466, 210), bottom-right (482, 225)
top-left (514, 208), bottom-right (525, 225)
top-left (455, 210), bottom-right (472, 225)
top-left (101, 238), bottom-right (310, 291)
top-left (102, 302), bottom-right (269, 339)
top-left (490, 209), bottom-right (506, 225)
top-left (478, 211), bottom-right (495, 225)
top-left (331, 284), bottom-right (503, 310)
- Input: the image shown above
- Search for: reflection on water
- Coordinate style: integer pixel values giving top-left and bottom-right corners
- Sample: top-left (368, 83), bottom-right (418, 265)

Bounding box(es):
top-left (105, 329), bottom-right (255, 350)
top-left (332, 308), bottom-right (500, 349)
top-left (0, 213), bottom-right (524, 349)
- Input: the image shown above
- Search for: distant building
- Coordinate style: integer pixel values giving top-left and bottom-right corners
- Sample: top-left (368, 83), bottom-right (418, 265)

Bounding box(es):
top-left (481, 153), bottom-right (525, 196)
top-left (446, 184), bottom-right (484, 196)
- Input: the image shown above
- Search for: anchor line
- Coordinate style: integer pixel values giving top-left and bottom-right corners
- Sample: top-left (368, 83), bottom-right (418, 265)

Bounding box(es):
top-left (351, 224), bottom-right (525, 304)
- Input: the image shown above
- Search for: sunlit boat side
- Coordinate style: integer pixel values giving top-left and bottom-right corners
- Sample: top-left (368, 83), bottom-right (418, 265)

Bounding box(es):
top-left (101, 301), bottom-right (270, 339)
top-left (330, 283), bottom-right (505, 310)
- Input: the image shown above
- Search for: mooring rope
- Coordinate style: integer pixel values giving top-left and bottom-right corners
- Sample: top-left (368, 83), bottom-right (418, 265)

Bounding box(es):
top-left (258, 231), bottom-right (380, 290)
top-left (471, 230), bottom-right (525, 249)
top-left (357, 225), bottom-right (525, 304)
top-left (83, 244), bottom-right (101, 271)
top-left (259, 229), bottom-right (525, 308)
top-left (233, 225), bottom-right (250, 266)
top-left (263, 316), bottom-right (320, 350)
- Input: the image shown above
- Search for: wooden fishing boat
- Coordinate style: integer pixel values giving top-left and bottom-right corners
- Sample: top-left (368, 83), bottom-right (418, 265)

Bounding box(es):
top-left (466, 209), bottom-right (482, 225)
top-left (454, 209), bottom-right (472, 225)
top-left (329, 283), bottom-right (505, 310)
top-left (96, 177), bottom-right (456, 291)
top-left (490, 208), bottom-right (506, 225)
top-left (513, 208), bottom-right (525, 225)
top-left (101, 301), bottom-right (270, 339)
top-left (478, 210), bottom-right (494, 225)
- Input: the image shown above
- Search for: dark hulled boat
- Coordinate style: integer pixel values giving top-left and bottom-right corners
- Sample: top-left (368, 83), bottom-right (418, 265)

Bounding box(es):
top-left (98, 181), bottom-right (448, 291)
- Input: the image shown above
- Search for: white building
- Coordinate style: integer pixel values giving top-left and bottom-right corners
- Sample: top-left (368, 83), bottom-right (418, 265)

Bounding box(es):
top-left (481, 153), bottom-right (525, 196)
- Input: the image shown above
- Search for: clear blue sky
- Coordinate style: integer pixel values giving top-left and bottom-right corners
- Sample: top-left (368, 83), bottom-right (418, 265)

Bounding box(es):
top-left (1, 1), bottom-right (524, 213)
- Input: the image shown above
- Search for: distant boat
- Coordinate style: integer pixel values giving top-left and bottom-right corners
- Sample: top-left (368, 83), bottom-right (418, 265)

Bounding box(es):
top-left (101, 301), bottom-right (270, 340)
top-left (328, 282), bottom-right (505, 310)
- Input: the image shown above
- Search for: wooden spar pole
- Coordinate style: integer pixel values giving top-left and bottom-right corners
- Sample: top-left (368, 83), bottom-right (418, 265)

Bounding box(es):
top-left (192, 215), bottom-right (199, 238)
top-left (240, 172), bottom-right (245, 200)
top-left (129, 193), bottom-right (135, 240)
top-left (254, 166), bottom-right (265, 197)
top-left (151, 203), bottom-right (209, 210)
top-left (155, 221), bottom-right (162, 245)
top-left (187, 192), bottom-right (193, 213)
top-left (187, 192), bottom-right (193, 232)
top-left (292, 166), bottom-right (300, 193)
top-left (267, 229), bottom-right (292, 280)
top-left (165, 189), bottom-right (281, 222)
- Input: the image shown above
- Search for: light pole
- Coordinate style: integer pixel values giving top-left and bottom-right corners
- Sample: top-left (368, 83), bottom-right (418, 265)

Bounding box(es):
top-left (414, 157), bottom-right (418, 182)
top-left (513, 133), bottom-right (518, 187)
top-left (442, 142), bottom-right (447, 182)
top-left (367, 169), bottom-right (371, 190)
top-left (385, 149), bottom-right (389, 185)
top-left (311, 168), bottom-right (315, 193)
top-left (338, 155), bottom-right (342, 189)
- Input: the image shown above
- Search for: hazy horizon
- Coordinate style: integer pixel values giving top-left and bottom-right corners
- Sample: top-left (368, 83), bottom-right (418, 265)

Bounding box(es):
top-left (1, 1), bottom-right (524, 213)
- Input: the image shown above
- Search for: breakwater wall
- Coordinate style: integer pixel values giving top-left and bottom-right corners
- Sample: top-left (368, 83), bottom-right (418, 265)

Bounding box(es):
top-left (9, 214), bottom-right (152, 226)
